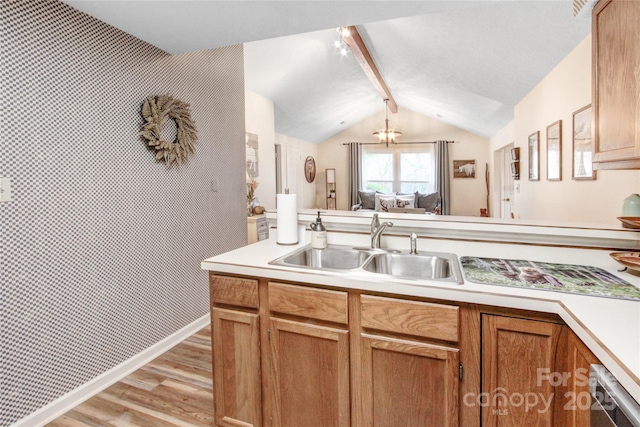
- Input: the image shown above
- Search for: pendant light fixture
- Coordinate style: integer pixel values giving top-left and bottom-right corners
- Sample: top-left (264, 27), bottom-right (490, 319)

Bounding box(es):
top-left (373, 99), bottom-right (402, 147)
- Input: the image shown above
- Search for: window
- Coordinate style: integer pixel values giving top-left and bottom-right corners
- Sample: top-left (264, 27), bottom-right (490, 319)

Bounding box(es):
top-left (361, 144), bottom-right (435, 194)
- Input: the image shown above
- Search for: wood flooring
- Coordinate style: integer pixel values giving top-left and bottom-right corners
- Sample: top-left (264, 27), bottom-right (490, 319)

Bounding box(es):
top-left (46, 326), bottom-right (214, 427)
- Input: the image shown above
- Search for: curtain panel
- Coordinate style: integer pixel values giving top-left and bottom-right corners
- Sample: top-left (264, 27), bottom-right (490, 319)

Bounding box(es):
top-left (435, 140), bottom-right (450, 215)
top-left (347, 142), bottom-right (362, 208)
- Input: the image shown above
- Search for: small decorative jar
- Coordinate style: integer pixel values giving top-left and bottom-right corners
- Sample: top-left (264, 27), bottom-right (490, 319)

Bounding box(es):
top-left (622, 193), bottom-right (640, 216)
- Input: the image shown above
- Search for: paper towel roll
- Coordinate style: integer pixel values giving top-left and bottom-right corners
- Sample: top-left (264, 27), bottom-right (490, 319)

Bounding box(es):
top-left (276, 193), bottom-right (298, 245)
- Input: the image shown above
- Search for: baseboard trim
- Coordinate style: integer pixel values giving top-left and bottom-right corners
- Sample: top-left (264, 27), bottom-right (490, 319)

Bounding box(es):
top-left (12, 314), bottom-right (211, 427)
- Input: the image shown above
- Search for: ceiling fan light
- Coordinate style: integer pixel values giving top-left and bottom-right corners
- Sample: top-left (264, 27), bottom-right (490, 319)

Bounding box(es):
top-left (388, 130), bottom-right (402, 142)
top-left (373, 99), bottom-right (401, 145)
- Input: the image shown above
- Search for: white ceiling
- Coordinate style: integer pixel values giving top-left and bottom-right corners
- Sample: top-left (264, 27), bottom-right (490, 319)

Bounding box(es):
top-left (62, 1), bottom-right (593, 143)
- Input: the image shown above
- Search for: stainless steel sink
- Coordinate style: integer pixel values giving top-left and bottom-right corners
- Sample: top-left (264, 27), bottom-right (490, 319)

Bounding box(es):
top-left (362, 252), bottom-right (459, 281)
top-left (269, 244), bottom-right (463, 284)
top-left (276, 245), bottom-right (370, 270)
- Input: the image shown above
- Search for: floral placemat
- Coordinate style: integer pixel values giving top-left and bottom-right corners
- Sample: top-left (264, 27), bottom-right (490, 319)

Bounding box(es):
top-left (460, 257), bottom-right (640, 301)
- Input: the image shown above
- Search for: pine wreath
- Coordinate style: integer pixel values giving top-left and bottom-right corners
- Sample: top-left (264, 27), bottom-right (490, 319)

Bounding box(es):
top-left (139, 95), bottom-right (198, 167)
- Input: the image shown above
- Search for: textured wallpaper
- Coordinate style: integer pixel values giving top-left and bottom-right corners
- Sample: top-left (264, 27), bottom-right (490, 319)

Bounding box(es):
top-left (0, 0), bottom-right (246, 425)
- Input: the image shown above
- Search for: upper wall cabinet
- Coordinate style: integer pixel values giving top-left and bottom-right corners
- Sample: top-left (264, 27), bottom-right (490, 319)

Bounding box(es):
top-left (592, 0), bottom-right (640, 170)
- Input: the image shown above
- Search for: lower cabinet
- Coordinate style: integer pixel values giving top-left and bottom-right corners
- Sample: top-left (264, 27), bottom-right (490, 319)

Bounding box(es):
top-left (209, 273), bottom-right (601, 427)
top-left (210, 307), bottom-right (261, 427)
top-left (482, 314), bottom-right (564, 426)
top-left (267, 318), bottom-right (350, 427)
top-left (358, 294), bottom-right (461, 426)
top-left (360, 334), bottom-right (459, 426)
top-left (555, 329), bottom-right (600, 427)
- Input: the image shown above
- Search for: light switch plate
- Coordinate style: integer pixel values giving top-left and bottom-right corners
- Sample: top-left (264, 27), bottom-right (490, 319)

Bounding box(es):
top-left (0, 177), bottom-right (13, 202)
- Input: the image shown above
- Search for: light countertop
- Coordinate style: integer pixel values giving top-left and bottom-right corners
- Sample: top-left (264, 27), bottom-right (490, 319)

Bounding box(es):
top-left (202, 215), bottom-right (640, 403)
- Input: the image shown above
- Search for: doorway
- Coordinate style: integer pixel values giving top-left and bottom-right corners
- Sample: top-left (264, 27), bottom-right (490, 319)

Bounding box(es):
top-left (495, 143), bottom-right (515, 219)
top-left (275, 144), bottom-right (282, 195)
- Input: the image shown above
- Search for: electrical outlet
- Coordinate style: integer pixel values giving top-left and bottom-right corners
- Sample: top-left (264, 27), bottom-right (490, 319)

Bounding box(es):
top-left (0, 177), bottom-right (13, 202)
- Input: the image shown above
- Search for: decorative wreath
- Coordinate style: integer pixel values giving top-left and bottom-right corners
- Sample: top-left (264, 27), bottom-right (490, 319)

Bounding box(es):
top-left (139, 95), bottom-right (198, 167)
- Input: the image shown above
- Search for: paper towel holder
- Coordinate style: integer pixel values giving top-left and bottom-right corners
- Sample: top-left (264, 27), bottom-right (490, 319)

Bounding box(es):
top-left (276, 192), bottom-right (299, 245)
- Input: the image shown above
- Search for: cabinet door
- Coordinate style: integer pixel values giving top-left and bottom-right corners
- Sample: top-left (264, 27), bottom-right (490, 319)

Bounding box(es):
top-left (267, 318), bottom-right (350, 427)
top-left (211, 308), bottom-right (261, 427)
top-left (360, 334), bottom-right (459, 426)
top-left (593, 0), bottom-right (640, 169)
top-left (482, 315), bottom-right (562, 427)
top-left (555, 331), bottom-right (600, 427)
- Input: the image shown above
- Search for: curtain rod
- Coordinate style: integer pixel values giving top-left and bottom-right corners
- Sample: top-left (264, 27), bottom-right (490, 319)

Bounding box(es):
top-left (341, 140), bottom-right (455, 146)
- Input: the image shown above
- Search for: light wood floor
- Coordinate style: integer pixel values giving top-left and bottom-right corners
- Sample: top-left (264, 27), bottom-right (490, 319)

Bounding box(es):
top-left (46, 325), bottom-right (214, 427)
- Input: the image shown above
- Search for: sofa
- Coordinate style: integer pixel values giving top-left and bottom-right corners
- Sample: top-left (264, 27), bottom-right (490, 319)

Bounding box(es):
top-left (351, 189), bottom-right (441, 214)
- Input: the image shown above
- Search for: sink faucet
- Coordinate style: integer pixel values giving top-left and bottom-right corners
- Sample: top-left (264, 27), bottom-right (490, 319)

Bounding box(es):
top-left (410, 232), bottom-right (418, 254)
top-left (371, 213), bottom-right (393, 249)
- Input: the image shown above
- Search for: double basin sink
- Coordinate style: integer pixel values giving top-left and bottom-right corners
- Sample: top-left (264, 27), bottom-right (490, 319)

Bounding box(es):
top-left (269, 244), bottom-right (463, 284)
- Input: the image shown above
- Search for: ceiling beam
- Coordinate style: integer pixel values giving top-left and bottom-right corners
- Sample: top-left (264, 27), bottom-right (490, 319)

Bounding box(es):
top-left (340, 25), bottom-right (398, 114)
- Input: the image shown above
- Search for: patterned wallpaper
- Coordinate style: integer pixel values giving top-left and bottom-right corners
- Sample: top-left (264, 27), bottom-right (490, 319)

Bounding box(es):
top-left (0, 1), bottom-right (246, 425)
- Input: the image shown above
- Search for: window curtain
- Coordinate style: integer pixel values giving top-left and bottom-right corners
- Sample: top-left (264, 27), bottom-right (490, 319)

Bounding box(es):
top-left (347, 142), bottom-right (362, 208)
top-left (435, 140), bottom-right (450, 215)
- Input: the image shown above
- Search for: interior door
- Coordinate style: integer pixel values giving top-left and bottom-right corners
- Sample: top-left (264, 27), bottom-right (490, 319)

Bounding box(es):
top-left (500, 144), bottom-right (515, 219)
top-left (285, 144), bottom-right (302, 208)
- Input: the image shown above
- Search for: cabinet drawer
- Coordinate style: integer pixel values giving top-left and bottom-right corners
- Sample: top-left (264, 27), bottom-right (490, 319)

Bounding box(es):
top-left (256, 219), bottom-right (268, 232)
top-left (269, 282), bottom-right (348, 324)
top-left (210, 274), bottom-right (259, 308)
top-left (360, 295), bottom-right (458, 343)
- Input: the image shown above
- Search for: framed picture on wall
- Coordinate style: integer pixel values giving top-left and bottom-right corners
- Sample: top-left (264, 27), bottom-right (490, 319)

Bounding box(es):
top-left (245, 132), bottom-right (259, 179)
top-left (453, 160), bottom-right (476, 178)
top-left (511, 161), bottom-right (520, 180)
top-left (546, 120), bottom-right (562, 181)
top-left (304, 156), bottom-right (316, 183)
top-left (572, 104), bottom-right (596, 180)
top-left (528, 131), bottom-right (540, 181)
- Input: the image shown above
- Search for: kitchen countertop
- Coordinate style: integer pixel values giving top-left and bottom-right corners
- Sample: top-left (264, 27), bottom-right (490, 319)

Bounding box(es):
top-left (202, 214), bottom-right (640, 403)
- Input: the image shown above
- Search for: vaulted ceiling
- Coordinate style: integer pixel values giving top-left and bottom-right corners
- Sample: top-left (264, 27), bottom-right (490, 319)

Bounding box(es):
top-left (63, 1), bottom-right (593, 143)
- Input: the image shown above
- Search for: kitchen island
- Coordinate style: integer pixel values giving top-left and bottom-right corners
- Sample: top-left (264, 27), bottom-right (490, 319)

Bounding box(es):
top-left (202, 210), bottom-right (640, 426)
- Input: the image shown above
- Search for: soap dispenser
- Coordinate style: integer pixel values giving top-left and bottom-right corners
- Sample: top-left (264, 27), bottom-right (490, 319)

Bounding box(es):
top-left (310, 211), bottom-right (328, 249)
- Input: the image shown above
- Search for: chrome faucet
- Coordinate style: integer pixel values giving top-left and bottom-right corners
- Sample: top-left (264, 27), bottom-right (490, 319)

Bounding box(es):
top-left (371, 213), bottom-right (393, 249)
top-left (410, 232), bottom-right (418, 254)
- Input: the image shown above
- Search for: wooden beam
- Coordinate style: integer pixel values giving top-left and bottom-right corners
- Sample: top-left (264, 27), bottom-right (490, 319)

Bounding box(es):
top-left (340, 25), bottom-right (398, 114)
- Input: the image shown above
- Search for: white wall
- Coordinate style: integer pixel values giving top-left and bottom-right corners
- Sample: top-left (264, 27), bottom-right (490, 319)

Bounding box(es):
top-left (491, 35), bottom-right (640, 225)
top-left (275, 133), bottom-right (319, 209)
top-left (317, 107), bottom-right (491, 216)
top-left (3, 2), bottom-right (247, 424)
top-left (245, 90), bottom-right (323, 210)
top-left (245, 90), bottom-right (277, 209)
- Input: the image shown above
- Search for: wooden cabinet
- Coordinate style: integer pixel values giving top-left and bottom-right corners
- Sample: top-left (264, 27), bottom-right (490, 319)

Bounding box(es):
top-left (209, 273), bottom-right (604, 427)
top-left (209, 276), bottom-right (261, 427)
top-left (554, 330), bottom-right (600, 427)
top-left (265, 282), bottom-right (350, 427)
top-left (358, 295), bottom-right (460, 426)
top-left (211, 308), bottom-right (262, 427)
top-left (360, 334), bottom-right (459, 426)
top-left (592, 0), bottom-right (640, 169)
top-left (267, 318), bottom-right (350, 427)
top-left (481, 314), bottom-right (563, 427)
